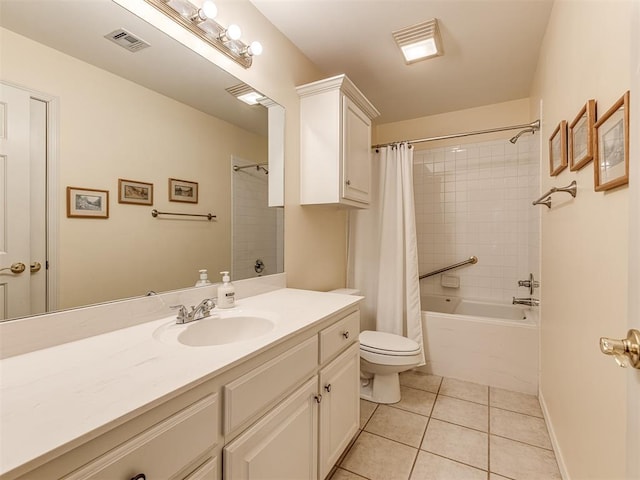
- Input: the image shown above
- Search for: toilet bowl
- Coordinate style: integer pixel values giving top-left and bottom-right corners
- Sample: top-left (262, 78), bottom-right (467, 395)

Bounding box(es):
top-left (329, 288), bottom-right (423, 404)
top-left (359, 330), bottom-right (422, 404)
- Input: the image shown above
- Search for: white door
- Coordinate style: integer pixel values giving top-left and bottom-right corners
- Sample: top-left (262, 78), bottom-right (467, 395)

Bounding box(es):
top-left (0, 83), bottom-right (32, 320)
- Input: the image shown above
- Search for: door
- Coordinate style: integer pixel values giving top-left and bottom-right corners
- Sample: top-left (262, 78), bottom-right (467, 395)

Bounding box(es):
top-left (0, 82), bottom-right (49, 321)
top-left (342, 96), bottom-right (371, 204)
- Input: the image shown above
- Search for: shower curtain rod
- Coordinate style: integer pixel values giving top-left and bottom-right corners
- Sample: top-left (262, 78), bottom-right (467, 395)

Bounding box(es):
top-left (371, 119), bottom-right (540, 149)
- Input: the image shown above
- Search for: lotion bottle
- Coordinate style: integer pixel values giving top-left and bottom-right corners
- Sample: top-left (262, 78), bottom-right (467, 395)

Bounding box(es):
top-left (217, 271), bottom-right (235, 308)
top-left (195, 269), bottom-right (212, 287)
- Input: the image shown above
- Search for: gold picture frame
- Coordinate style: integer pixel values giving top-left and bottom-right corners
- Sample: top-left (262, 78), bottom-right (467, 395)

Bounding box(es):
top-left (67, 187), bottom-right (109, 218)
top-left (169, 178), bottom-right (198, 203)
top-left (569, 99), bottom-right (596, 171)
top-left (118, 179), bottom-right (153, 205)
top-left (594, 91), bottom-right (630, 192)
top-left (549, 120), bottom-right (568, 176)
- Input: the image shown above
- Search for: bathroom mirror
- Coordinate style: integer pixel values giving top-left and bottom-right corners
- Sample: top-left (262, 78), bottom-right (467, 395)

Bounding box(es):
top-left (0, 0), bottom-right (284, 321)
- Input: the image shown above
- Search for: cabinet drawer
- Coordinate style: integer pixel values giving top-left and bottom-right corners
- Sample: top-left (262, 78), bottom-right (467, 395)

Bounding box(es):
top-left (319, 310), bottom-right (359, 363)
top-left (184, 456), bottom-right (217, 480)
top-left (62, 394), bottom-right (218, 480)
top-left (224, 336), bottom-right (318, 435)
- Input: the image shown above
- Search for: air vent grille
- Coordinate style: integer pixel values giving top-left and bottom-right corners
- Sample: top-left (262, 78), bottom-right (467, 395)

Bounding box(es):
top-left (104, 29), bottom-right (150, 52)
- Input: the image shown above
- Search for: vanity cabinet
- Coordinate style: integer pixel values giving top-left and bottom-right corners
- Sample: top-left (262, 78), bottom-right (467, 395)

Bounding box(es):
top-left (297, 74), bottom-right (380, 208)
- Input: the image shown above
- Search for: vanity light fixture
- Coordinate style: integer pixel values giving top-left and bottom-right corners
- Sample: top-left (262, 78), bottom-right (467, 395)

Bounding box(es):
top-left (392, 18), bottom-right (443, 64)
top-left (226, 83), bottom-right (265, 105)
top-left (144, 0), bottom-right (262, 68)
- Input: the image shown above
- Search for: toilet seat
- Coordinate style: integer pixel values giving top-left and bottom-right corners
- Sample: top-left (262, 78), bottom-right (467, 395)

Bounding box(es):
top-left (359, 331), bottom-right (421, 356)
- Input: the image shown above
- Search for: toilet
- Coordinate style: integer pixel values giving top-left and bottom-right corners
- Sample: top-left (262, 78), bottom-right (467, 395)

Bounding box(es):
top-left (330, 289), bottom-right (423, 404)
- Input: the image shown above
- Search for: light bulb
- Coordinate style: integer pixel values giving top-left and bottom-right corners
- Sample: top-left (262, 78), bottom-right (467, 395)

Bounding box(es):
top-left (226, 24), bottom-right (241, 40)
top-left (248, 41), bottom-right (263, 56)
top-left (201, 0), bottom-right (217, 19)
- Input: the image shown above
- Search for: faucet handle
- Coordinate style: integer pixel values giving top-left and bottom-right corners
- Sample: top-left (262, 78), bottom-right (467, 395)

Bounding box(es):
top-left (170, 304), bottom-right (188, 322)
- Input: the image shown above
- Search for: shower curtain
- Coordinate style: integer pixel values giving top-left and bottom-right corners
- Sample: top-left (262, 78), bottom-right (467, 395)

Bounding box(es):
top-left (347, 143), bottom-right (424, 364)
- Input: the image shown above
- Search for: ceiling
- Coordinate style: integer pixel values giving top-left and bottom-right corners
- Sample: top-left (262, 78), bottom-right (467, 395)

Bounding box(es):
top-left (250, 0), bottom-right (554, 124)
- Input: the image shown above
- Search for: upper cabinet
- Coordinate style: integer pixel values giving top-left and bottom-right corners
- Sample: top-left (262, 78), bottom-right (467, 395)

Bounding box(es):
top-left (297, 75), bottom-right (380, 208)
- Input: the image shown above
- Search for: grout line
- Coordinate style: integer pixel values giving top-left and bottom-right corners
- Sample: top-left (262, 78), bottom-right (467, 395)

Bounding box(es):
top-left (489, 432), bottom-right (555, 452)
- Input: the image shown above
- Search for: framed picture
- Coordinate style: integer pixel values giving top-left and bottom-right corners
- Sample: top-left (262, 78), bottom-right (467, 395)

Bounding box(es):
top-left (569, 99), bottom-right (596, 171)
top-left (549, 120), bottom-right (568, 176)
top-left (169, 178), bottom-right (198, 203)
top-left (594, 91), bottom-right (630, 191)
top-left (118, 179), bottom-right (153, 205)
top-left (67, 187), bottom-right (109, 218)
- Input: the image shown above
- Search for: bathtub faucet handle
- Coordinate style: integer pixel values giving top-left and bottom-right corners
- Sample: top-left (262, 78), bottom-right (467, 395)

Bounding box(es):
top-left (517, 273), bottom-right (540, 295)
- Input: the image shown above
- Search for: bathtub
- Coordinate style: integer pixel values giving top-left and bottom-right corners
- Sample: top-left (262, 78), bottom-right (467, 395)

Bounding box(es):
top-left (419, 295), bottom-right (539, 395)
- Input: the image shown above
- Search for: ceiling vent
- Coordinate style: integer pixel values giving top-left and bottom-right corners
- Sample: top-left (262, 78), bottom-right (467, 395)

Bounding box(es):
top-left (104, 29), bottom-right (150, 52)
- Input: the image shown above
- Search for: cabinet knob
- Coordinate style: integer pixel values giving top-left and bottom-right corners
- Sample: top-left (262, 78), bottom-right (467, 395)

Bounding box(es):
top-left (342, 331), bottom-right (350, 339)
top-left (314, 394), bottom-right (322, 404)
top-left (130, 475), bottom-right (146, 480)
top-left (324, 384), bottom-right (332, 393)
top-left (345, 179), bottom-right (351, 186)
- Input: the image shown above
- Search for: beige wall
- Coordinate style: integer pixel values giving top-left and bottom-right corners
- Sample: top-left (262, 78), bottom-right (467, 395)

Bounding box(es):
top-left (529, 1), bottom-right (631, 478)
top-left (1, 28), bottom-right (267, 309)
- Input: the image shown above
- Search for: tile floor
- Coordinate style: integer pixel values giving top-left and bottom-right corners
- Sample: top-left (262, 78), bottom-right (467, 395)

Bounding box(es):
top-left (330, 372), bottom-right (561, 480)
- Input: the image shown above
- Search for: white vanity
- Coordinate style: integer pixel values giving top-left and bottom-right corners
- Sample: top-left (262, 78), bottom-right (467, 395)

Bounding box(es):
top-left (0, 278), bottom-right (362, 480)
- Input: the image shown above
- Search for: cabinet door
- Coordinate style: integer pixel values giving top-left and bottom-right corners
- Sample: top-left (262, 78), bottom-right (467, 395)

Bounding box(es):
top-left (319, 343), bottom-right (360, 479)
top-left (342, 96), bottom-right (372, 205)
top-left (224, 378), bottom-right (318, 480)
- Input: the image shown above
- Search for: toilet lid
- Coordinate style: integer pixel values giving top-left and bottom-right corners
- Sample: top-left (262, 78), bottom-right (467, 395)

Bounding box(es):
top-left (359, 330), bottom-right (421, 355)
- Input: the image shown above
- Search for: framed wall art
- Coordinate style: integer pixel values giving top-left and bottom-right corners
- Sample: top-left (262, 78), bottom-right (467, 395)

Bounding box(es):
top-left (549, 120), bottom-right (568, 176)
top-left (569, 99), bottom-right (596, 171)
top-left (67, 187), bottom-right (109, 218)
top-left (169, 178), bottom-right (198, 203)
top-left (118, 179), bottom-right (153, 205)
top-left (594, 91), bottom-right (630, 191)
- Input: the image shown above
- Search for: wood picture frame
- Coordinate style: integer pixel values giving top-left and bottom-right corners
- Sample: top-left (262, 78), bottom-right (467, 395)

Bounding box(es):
top-left (549, 120), bottom-right (568, 176)
top-left (169, 178), bottom-right (198, 203)
top-left (118, 179), bottom-right (153, 205)
top-left (569, 99), bottom-right (596, 171)
top-left (594, 91), bottom-right (630, 191)
top-left (67, 187), bottom-right (109, 218)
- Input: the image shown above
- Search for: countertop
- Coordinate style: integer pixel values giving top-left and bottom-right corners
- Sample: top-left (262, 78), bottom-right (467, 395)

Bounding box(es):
top-left (0, 288), bottom-right (361, 477)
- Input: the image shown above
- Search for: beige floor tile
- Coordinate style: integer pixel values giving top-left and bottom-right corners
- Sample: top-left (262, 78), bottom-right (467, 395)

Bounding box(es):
top-left (392, 386), bottom-right (437, 416)
top-left (400, 370), bottom-right (442, 393)
top-left (440, 377), bottom-right (489, 405)
top-left (431, 395), bottom-right (488, 432)
top-left (360, 399), bottom-right (378, 428)
top-left (410, 451), bottom-right (487, 480)
top-left (365, 405), bottom-right (429, 447)
top-left (489, 474), bottom-right (513, 480)
top-left (490, 435), bottom-right (561, 480)
top-left (421, 418), bottom-right (488, 470)
top-left (490, 407), bottom-right (552, 450)
top-left (330, 467), bottom-right (368, 480)
top-left (490, 387), bottom-right (543, 418)
top-left (340, 431), bottom-right (418, 480)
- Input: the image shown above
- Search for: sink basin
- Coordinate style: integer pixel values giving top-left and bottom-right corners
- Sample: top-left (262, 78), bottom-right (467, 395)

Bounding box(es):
top-left (178, 315), bottom-right (275, 347)
top-left (153, 309), bottom-right (278, 347)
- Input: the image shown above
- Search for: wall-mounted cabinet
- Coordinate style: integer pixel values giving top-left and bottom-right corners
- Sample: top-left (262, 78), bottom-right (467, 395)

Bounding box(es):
top-left (297, 75), bottom-right (380, 208)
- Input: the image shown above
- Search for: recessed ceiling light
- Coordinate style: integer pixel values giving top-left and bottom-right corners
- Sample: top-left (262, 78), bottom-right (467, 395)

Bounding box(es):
top-left (392, 18), bottom-right (443, 64)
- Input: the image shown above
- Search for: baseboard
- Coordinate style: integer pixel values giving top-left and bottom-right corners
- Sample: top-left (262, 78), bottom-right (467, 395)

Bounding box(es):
top-left (538, 388), bottom-right (570, 480)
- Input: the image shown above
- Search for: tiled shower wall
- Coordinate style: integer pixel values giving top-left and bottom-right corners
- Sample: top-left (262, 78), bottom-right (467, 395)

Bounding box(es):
top-left (232, 158), bottom-right (284, 281)
top-left (413, 136), bottom-right (540, 304)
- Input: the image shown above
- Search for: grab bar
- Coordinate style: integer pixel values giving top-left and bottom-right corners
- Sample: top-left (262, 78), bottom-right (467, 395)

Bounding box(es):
top-left (532, 180), bottom-right (577, 208)
top-left (151, 209), bottom-right (216, 221)
top-left (419, 256), bottom-right (478, 280)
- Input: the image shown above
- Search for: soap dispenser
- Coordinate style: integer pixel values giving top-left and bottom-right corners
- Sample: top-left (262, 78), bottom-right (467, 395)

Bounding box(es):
top-left (195, 269), bottom-right (212, 287)
top-left (217, 271), bottom-right (235, 308)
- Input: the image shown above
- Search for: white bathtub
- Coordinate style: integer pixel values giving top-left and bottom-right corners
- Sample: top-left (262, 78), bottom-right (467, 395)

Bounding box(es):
top-left (419, 295), bottom-right (539, 395)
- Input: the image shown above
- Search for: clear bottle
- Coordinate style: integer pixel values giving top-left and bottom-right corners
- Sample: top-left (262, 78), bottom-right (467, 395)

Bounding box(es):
top-left (217, 271), bottom-right (235, 308)
top-left (195, 269), bottom-right (212, 287)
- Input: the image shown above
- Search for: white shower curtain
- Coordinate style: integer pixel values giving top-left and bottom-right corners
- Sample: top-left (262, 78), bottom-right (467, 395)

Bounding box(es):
top-left (347, 143), bottom-right (424, 364)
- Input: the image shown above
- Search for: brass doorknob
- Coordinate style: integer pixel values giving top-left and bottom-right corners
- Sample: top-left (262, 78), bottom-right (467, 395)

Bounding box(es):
top-left (30, 262), bottom-right (42, 273)
top-left (0, 262), bottom-right (26, 274)
top-left (600, 329), bottom-right (640, 369)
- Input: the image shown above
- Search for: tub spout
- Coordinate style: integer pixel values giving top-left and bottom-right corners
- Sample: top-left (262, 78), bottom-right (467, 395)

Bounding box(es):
top-left (512, 297), bottom-right (539, 307)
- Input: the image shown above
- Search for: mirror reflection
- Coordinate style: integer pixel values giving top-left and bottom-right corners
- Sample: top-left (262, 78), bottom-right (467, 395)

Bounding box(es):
top-left (0, 0), bottom-right (283, 321)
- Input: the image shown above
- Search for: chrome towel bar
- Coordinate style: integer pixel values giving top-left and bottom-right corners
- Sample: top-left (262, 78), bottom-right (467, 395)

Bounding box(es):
top-left (419, 256), bottom-right (478, 280)
top-left (532, 180), bottom-right (577, 208)
top-left (151, 209), bottom-right (216, 220)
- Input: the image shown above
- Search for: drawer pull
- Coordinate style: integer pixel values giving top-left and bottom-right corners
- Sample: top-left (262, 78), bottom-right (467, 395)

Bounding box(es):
top-left (130, 475), bottom-right (146, 480)
top-left (314, 394), bottom-right (322, 404)
top-left (342, 331), bottom-right (350, 339)
top-left (324, 384), bottom-right (332, 393)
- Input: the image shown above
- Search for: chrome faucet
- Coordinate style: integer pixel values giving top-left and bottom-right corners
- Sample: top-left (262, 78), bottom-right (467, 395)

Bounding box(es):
top-left (518, 273), bottom-right (540, 295)
top-left (512, 297), bottom-right (540, 307)
top-left (171, 298), bottom-right (216, 324)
